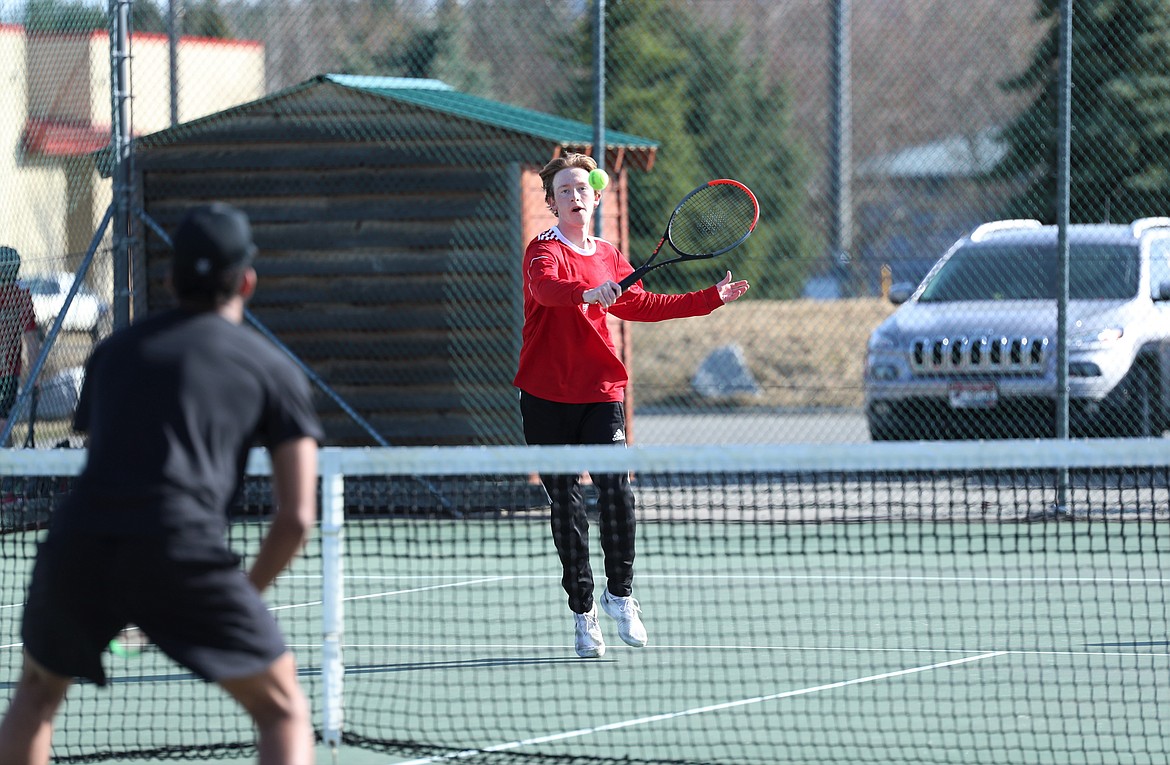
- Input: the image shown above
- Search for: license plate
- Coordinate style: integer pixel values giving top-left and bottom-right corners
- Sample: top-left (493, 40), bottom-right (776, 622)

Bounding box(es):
top-left (949, 381), bottom-right (997, 409)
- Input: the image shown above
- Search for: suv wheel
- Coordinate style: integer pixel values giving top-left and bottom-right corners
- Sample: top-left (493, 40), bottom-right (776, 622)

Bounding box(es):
top-left (1115, 362), bottom-right (1163, 437)
top-left (868, 412), bottom-right (921, 441)
top-left (90, 309), bottom-right (113, 345)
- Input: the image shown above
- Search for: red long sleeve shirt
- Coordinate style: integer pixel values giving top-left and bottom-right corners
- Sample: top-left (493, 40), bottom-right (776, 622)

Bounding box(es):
top-left (514, 227), bottom-right (724, 404)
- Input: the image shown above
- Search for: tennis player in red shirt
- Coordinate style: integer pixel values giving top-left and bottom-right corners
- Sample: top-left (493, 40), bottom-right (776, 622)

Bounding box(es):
top-left (0, 247), bottom-right (42, 441)
top-left (514, 153), bottom-right (749, 658)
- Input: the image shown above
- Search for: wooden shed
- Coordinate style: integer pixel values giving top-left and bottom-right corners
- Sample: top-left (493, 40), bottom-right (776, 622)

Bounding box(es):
top-left (130, 74), bottom-right (658, 446)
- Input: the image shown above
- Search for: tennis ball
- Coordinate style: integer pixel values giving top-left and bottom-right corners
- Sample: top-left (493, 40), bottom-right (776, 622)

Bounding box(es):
top-left (108, 637), bottom-right (141, 658)
top-left (588, 168), bottom-right (609, 191)
top-left (109, 628), bottom-right (148, 658)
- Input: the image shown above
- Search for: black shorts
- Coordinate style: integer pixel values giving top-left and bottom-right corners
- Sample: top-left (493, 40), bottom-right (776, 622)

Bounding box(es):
top-left (519, 392), bottom-right (627, 446)
top-left (21, 533), bottom-right (287, 686)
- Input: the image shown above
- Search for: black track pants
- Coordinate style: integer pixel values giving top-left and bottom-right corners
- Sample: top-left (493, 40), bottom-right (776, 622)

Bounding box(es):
top-left (520, 392), bottom-right (636, 614)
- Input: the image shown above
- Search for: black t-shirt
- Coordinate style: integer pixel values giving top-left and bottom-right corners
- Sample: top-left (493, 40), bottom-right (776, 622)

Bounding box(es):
top-left (53, 309), bottom-right (324, 549)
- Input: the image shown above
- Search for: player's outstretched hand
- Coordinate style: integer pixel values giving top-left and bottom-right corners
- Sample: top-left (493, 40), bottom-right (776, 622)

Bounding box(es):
top-left (583, 280), bottom-right (622, 307)
top-left (716, 271), bottom-right (750, 304)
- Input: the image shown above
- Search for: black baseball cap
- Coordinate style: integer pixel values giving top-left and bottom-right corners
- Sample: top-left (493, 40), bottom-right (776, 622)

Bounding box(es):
top-left (171, 203), bottom-right (258, 293)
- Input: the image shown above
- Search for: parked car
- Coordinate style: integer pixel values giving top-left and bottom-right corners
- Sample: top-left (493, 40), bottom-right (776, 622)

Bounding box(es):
top-left (21, 271), bottom-right (111, 341)
top-left (864, 218), bottom-right (1170, 439)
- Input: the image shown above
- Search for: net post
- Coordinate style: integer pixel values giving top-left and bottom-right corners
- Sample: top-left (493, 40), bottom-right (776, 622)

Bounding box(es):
top-left (319, 450), bottom-right (345, 752)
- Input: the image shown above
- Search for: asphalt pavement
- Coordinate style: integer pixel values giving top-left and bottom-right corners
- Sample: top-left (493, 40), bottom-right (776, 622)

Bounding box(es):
top-left (632, 409), bottom-right (870, 445)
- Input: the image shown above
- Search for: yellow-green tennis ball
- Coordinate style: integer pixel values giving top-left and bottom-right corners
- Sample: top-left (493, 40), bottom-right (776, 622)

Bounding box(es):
top-left (588, 169), bottom-right (609, 191)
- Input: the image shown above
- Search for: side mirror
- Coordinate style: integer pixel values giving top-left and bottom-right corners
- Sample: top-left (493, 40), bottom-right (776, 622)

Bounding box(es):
top-left (888, 282), bottom-right (914, 305)
top-left (1158, 281), bottom-right (1170, 301)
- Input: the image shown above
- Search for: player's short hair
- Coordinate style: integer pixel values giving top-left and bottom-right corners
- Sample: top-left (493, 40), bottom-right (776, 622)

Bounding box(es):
top-left (539, 153), bottom-right (598, 203)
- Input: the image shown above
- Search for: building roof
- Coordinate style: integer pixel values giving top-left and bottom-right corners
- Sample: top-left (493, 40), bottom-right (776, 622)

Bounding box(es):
top-left (857, 129), bottom-right (1005, 179)
top-left (131, 74), bottom-right (658, 170)
top-left (325, 74), bottom-right (656, 153)
top-left (22, 118), bottom-right (109, 157)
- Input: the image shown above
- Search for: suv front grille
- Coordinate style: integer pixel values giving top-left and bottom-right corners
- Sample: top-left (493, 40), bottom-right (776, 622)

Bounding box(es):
top-left (909, 335), bottom-right (1048, 375)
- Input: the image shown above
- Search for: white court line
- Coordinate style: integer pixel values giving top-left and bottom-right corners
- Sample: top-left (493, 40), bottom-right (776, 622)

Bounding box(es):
top-left (642, 574), bottom-right (1170, 584)
top-left (0, 575), bottom-right (521, 619)
top-left (385, 651), bottom-right (1007, 765)
top-left (343, 576), bottom-right (515, 603)
top-left (3, 577), bottom-right (519, 652)
top-left (283, 573), bottom-right (1170, 584)
top-left (267, 569), bottom-right (1167, 621)
top-left (270, 576), bottom-right (515, 612)
top-left (11, 569), bottom-right (1168, 617)
top-left (312, 643), bottom-right (1170, 659)
top-left (7, 639), bottom-right (1165, 659)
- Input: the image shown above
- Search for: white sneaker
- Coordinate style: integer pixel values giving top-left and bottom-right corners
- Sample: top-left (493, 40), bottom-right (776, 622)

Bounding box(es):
top-left (574, 605), bottom-right (606, 658)
top-left (600, 589), bottom-right (648, 647)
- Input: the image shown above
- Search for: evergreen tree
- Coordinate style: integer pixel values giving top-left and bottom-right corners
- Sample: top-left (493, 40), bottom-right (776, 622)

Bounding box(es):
top-left (25, 0), bottom-right (105, 32)
top-left (995, 0), bottom-right (1170, 222)
top-left (131, 1), bottom-right (165, 33)
top-left (331, 0), bottom-right (425, 76)
top-left (23, 0), bottom-right (229, 38)
top-left (428, 0), bottom-right (492, 95)
top-left (23, 0), bottom-right (164, 34)
top-left (682, 21), bottom-right (817, 298)
top-left (184, 0), bottom-right (231, 38)
top-left (576, 0), bottom-right (700, 274)
top-left (557, 0), bottom-right (815, 298)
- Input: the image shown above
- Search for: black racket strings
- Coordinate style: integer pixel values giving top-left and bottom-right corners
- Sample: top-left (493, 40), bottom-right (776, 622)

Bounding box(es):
top-left (669, 184), bottom-right (757, 256)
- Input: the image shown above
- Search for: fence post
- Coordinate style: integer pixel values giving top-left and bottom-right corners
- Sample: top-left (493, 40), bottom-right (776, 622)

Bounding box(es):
top-left (320, 449), bottom-right (346, 752)
top-left (108, 0), bottom-right (133, 330)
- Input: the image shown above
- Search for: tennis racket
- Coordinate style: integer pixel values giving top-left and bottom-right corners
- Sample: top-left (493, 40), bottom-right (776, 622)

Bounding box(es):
top-left (619, 179), bottom-right (759, 290)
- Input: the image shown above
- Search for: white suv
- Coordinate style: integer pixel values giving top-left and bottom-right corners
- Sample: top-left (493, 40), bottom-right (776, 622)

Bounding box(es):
top-left (864, 218), bottom-right (1170, 439)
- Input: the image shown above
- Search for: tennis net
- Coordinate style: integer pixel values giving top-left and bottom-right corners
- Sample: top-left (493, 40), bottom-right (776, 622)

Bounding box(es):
top-left (2, 440), bottom-right (1169, 764)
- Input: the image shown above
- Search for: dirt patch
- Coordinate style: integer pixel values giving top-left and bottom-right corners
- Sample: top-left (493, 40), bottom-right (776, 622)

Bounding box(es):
top-left (629, 298), bottom-right (896, 410)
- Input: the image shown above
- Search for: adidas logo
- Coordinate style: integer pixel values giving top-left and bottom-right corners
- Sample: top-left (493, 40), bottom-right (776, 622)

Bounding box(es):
top-left (612, 428), bottom-right (626, 443)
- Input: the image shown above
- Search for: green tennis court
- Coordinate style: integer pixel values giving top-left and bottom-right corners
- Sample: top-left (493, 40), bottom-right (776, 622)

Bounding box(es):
top-left (6, 518), bottom-right (1167, 764)
top-left (332, 520), bottom-right (1170, 765)
top-left (3, 442), bottom-right (1169, 764)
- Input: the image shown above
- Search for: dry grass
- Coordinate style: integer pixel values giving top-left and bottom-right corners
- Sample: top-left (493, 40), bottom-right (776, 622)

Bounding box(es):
top-left (630, 298), bottom-right (896, 410)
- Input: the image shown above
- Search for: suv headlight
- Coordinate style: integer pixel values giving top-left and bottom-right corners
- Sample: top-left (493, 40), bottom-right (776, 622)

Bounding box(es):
top-left (869, 363), bottom-right (901, 381)
top-left (867, 327), bottom-right (902, 381)
top-left (1069, 326), bottom-right (1123, 348)
top-left (867, 327), bottom-right (899, 352)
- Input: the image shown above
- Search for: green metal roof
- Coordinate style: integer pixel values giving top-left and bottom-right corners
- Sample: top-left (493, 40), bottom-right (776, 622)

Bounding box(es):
top-left (324, 74), bottom-right (657, 151)
top-left (120, 74), bottom-right (656, 174)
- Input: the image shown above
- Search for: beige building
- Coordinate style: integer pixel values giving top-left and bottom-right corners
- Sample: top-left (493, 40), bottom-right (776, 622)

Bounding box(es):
top-left (1, 24), bottom-right (263, 287)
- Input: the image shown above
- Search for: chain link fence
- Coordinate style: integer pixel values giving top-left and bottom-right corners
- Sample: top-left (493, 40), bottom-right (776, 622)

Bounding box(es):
top-left (1, 0), bottom-right (1165, 445)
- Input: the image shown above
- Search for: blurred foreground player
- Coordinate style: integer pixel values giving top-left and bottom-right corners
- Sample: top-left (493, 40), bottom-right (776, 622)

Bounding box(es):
top-left (0, 203), bottom-right (324, 765)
